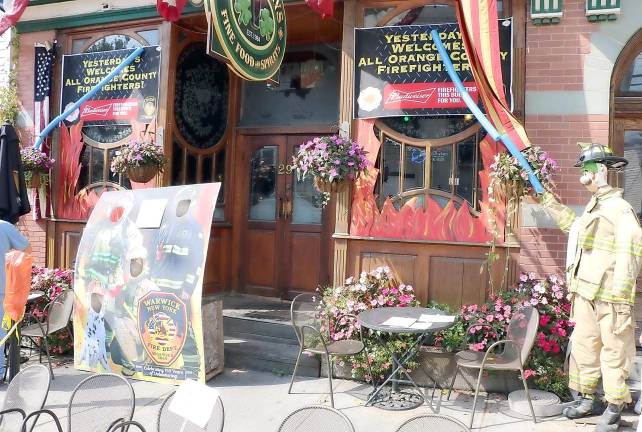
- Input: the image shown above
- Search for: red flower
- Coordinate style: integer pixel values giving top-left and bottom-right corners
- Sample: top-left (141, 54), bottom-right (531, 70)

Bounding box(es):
top-left (539, 315), bottom-right (551, 326)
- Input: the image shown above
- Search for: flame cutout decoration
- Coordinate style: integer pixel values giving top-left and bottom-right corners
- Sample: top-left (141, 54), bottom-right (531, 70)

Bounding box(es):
top-left (349, 122), bottom-right (504, 244)
top-left (56, 120), bottom-right (157, 220)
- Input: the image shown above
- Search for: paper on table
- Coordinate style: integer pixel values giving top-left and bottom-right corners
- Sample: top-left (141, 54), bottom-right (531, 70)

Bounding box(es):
top-left (135, 199), bottom-right (168, 228)
top-left (418, 314), bottom-right (456, 323)
top-left (168, 379), bottom-right (221, 428)
top-left (381, 317), bottom-right (417, 327)
top-left (410, 322), bottom-right (432, 330)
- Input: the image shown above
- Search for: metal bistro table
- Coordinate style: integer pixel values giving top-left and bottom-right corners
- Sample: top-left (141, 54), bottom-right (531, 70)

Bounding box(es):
top-left (358, 307), bottom-right (455, 411)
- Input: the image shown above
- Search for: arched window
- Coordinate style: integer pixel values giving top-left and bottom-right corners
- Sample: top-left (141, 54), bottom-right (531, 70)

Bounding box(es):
top-left (368, 2), bottom-right (499, 213)
top-left (611, 28), bottom-right (642, 217)
top-left (69, 30), bottom-right (160, 195)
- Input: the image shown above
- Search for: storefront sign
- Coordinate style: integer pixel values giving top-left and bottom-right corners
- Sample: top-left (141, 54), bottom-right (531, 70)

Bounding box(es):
top-left (74, 184), bottom-right (221, 384)
top-left (354, 20), bottom-right (512, 119)
top-left (207, 0), bottom-right (286, 81)
top-left (60, 46), bottom-right (161, 125)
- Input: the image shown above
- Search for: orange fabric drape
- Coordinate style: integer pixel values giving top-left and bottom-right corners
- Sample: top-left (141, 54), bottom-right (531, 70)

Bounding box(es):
top-left (456, 0), bottom-right (531, 150)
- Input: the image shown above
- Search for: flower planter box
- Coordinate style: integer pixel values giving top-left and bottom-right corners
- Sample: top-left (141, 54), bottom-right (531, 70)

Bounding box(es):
top-left (321, 346), bottom-right (522, 394)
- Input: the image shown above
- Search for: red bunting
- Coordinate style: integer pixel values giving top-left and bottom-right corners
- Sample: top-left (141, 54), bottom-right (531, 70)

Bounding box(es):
top-left (156, 0), bottom-right (188, 22)
top-left (0, 0), bottom-right (29, 37)
top-left (305, 0), bottom-right (333, 18)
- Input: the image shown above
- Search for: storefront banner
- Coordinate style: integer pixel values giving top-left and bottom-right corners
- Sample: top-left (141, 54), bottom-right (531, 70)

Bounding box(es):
top-left (60, 46), bottom-right (161, 125)
top-left (206, 0), bottom-right (286, 82)
top-left (354, 20), bottom-right (512, 119)
top-left (73, 184), bottom-right (220, 384)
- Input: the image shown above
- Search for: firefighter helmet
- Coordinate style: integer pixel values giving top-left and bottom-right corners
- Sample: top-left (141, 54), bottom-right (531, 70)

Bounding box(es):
top-left (574, 142), bottom-right (628, 169)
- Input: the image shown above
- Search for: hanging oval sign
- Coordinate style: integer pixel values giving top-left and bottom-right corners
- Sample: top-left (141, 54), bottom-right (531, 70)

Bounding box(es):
top-left (210, 0), bottom-right (287, 81)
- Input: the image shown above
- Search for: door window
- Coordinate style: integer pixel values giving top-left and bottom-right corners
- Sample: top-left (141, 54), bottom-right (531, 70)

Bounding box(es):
top-left (249, 146), bottom-right (278, 221)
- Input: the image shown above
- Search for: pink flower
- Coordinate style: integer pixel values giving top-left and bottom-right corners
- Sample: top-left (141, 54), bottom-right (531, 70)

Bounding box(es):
top-left (539, 315), bottom-right (551, 326)
top-left (523, 369), bottom-right (536, 379)
top-left (486, 314), bottom-right (494, 322)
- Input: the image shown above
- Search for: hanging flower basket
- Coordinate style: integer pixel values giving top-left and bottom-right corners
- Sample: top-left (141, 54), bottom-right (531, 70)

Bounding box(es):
top-left (494, 180), bottom-right (525, 201)
top-left (25, 171), bottom-right (41, 189)
top-left (127, 165), bottom-right (159, 183)
top-left (313, 177), bottom-right (348, 194)
top-left (111, 138), bottom-right (166, 182)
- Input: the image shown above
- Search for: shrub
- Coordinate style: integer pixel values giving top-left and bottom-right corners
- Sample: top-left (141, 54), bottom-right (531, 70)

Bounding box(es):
top-left (27, 266), bottom-right (74, 355)
top-left (318, 267), bottom-right (420, 382)
top-left (458, 272), bottom-right (573, 399)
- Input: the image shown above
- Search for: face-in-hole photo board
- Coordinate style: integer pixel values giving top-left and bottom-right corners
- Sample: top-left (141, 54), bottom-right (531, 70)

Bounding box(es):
top-left (73, 184), bottom-right (220, 384)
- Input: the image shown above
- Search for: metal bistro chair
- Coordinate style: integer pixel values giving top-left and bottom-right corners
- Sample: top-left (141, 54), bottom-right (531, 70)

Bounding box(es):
top-left (0, 364), bottom-right (51, 432)
top-left (394, 414), bottom-right (471, 432)
top-left (288, 293), bottom-right (371, 408)
top-left (108, 389), bottom-right (225, 432)
top-left (21, 373), bottom-right (135, 432)
top-left (21, 289), bottom-right (75, 378)
top-left (277, 405), bottom-right (355, 432)
top-left (447, 305), bottom-right (540, 428)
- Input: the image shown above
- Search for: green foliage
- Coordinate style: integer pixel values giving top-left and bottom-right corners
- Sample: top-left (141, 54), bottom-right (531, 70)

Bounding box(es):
top-left (527, 351), bottom-right (572, 400)
top-left (259, 8), bottom-right (274, 38)
top-left (234, 0), bottom-right (252, 26)
top-left (0, 84), bottom-right (19, 125)
top-left (341, 335), bottom-right (419, 383)
top-left (425, 301), bottom-right (466, 353)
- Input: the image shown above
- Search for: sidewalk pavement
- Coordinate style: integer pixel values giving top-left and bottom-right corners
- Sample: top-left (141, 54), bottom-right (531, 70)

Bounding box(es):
top-left (2, 360), bottom-right (639, 432)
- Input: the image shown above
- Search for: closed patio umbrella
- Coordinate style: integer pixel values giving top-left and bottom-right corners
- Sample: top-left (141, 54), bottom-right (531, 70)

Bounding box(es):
top-left (0, 122), bottom-right (31, 223)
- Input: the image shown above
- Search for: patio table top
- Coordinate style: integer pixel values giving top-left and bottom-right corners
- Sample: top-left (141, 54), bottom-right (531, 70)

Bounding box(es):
top-left (358, 307), bottom-right (456, 334)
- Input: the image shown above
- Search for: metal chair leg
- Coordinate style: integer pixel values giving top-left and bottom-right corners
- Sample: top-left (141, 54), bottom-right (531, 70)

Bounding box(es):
top-left (447, 365), bottom-right (459, 400)
top-left (520, 368), bottom-right (537, 424)
top-left (288, 346), bottom-right (304, 394)
top-left (469, 367), bottom-right (484, 429)
top-left (42, 336), bottom-right (54, 380)
top-left (326, 354), bottom-right (334, 408)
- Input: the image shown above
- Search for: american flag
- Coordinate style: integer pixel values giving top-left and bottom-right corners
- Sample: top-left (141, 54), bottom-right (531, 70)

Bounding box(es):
top-left (32, 42), bottom-right (56, 219)
top-left (0, 0), bottom-right (29, 37)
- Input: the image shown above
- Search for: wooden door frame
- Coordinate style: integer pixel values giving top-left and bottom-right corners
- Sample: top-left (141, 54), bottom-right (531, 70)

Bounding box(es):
top-left (233, 130), bottom-right (338, 298)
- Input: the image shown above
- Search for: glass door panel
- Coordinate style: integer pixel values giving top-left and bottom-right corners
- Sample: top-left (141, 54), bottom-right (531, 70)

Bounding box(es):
top-left (291, 175), bottom-right (323, 225)
top-left (249, 146), bottom-right (278, 221)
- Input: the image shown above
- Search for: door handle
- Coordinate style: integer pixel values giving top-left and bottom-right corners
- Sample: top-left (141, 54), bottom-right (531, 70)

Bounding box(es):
top-left (282, 196), bottom-right (293, 219)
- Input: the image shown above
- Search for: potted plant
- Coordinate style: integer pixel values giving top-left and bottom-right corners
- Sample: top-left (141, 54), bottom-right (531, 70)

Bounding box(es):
top-left (489, 146), bottom-right (558, 202)
top-left (110, 138), bottom-right (167, 183)
top-left (292, 135), bottom-right (369, 194)
top-left (20, 147), bottom-right (55, 189)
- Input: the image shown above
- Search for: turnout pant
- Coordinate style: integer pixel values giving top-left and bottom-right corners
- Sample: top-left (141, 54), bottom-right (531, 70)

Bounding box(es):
top-left (569, 295), bottom-right (635, 405)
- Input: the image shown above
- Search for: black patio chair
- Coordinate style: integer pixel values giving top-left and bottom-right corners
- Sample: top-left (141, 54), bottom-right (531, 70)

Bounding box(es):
top-left (277, 405), bottom-right (355, 432)
top-left (288, 293), bottom-right (371, 408)
top-left (106, 420), bottom-right (147, 432)
top-left (446, 305), bottom-right (540, 428)
top-left (21, 373), bottom-right (135, 432)
top-left (0, 364), bottom-right (50, 432)
top-left (394, 414), bottom-right (470, 432)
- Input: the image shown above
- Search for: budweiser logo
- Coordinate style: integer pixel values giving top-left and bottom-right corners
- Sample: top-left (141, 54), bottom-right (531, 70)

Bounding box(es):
top-left (81, 104), bottom-right (112, 117)
top-left (385, 88), bottom-right (436, 105)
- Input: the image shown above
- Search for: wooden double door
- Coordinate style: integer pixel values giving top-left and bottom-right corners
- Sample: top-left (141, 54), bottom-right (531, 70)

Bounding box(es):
top-left (238, 134), bottom-right (331, 298)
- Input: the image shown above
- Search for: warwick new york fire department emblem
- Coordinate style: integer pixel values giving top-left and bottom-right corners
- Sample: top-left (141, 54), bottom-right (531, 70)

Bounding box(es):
top-left (138, 292), bottom-right (187, 366)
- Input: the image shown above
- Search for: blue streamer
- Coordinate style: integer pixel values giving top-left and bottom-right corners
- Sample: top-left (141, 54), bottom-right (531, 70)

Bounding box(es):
top-left (430, 30), bottom-right (543, 194)
top-left (34, 46), bottom-right (145, 150)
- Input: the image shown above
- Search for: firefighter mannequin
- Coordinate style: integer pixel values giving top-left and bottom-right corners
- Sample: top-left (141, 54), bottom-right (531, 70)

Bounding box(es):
top-left (539, 143), bottom-right (642, 431)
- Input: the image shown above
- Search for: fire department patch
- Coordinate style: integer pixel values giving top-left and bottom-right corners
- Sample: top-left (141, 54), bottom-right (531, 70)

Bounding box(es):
top-left (138, 292), bottom-right (187, 366)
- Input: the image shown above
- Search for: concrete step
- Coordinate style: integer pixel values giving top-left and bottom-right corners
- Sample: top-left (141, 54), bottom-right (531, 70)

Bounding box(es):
top-left (223, 315), bottom-right (298, 342)
top-left (224, 335), bottom-right (320, 377)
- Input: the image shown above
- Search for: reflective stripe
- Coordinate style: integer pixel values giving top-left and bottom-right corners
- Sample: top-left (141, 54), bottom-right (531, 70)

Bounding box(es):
top-left (162, 245), bottom-right (190, 256)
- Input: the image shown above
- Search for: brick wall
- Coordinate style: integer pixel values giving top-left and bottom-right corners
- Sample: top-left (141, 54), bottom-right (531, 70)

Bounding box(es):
top-left (520, 0), bottom-right (620, 278)
top-left (13, 31), bottom-right (56, 267)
